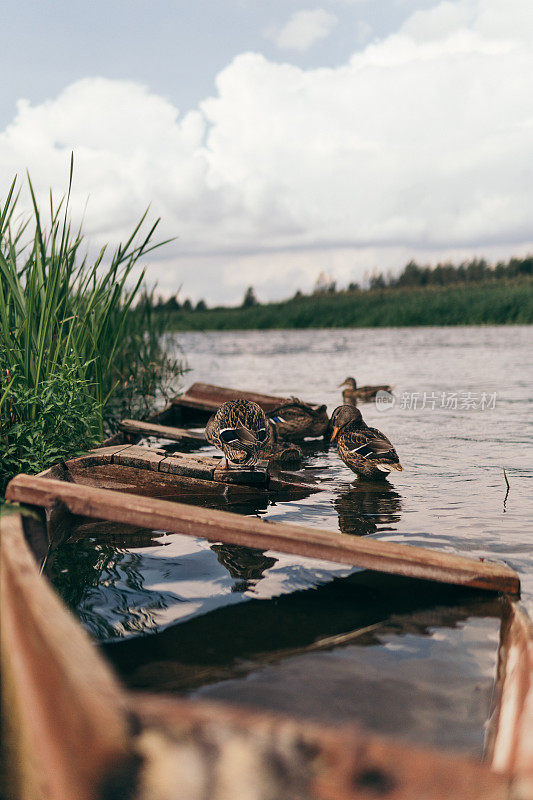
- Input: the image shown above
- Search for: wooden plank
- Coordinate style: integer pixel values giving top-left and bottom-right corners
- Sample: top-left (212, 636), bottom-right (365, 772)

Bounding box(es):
top-left (64, 444), bottom-right (132, 468)
top-left (113, 445), bottom-right (167, 471)
top-left (118, 419), bottom-right (206, 443)
top-left (6, 475), bottom-right (520, 594)
top-left (488, 601), bottom-right (533, 794)
top-left (131, 695), bottom-right (511, 800)
top-left (159, 454), bottom-right (215, 480)
top-left (102, 402), bottom-right (179, 447)
top-left (0, 513), bottom-right (130, 800)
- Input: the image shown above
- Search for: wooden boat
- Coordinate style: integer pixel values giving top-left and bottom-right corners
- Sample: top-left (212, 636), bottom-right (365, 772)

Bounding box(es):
top-left (2, 483), bottom-right (532, 800)
top-left (2, 380), bottom-right (532, 799)
top-left (112, 382), bottom-right (330, 444)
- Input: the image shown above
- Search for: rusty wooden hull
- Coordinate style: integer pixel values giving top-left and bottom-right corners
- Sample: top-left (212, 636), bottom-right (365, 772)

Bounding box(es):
top-left (2, 509), bottom-right (532, 800)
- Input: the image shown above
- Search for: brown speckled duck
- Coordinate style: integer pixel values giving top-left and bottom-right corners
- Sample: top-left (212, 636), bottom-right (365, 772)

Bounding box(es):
top-left (205, 399), bottom-right (269, 468)
top-left (339, 377), bottom-right (393, 404)
top-left (330, 405), bottom-right (403, 479)
top-left (262, 419), bottom-right (304, 469)
top-left (267, 398), bottom-right (329, 441)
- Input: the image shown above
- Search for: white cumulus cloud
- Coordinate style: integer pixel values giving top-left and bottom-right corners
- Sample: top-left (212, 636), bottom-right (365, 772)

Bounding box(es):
top-left (1, 0), bottom-right (532, 303)
top-left (272, 8), bottom-right (338, 51)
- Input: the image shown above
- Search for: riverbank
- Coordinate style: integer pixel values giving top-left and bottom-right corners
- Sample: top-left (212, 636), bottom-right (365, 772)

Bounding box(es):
top-left (164, 277), bottom-right (533, 330)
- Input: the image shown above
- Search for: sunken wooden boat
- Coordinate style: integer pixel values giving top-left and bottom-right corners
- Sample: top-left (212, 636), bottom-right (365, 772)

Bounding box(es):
top-left (2, 380), bottom-right (532, 799)
top-left (2, 474), bottom-right (532, 799)
top-left (112, 381), bottom-right (330, 443)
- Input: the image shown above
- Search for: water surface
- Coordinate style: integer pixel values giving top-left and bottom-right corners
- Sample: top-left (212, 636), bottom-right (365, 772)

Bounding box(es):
top-left (51, 325), bottom-right (532, 756)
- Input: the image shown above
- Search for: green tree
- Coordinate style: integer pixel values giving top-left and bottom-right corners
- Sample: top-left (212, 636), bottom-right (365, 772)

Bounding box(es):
top-left (241, 286), bottom-right (258, 308)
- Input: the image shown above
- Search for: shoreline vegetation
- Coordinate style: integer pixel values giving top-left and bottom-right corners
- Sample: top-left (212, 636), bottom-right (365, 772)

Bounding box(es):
top-left (0, 168), bottom-right (185, 496)
top-left (160, 257), bottom-right (533, 330)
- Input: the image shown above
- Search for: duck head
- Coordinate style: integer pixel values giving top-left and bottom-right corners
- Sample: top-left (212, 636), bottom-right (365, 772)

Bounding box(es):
top-left (330, 404), bottom-right (364, 441)
top-left (339, 377), bottom-right (357, 389)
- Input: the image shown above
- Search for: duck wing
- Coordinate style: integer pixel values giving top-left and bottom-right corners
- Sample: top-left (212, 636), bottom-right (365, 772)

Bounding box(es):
top-left (342, 427), bottom-right (402, 470)
top-left (205, 413), bottom-right (219, 446)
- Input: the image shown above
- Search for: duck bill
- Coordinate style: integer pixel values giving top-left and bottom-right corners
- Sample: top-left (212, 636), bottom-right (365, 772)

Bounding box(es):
top-left (330, 425), bottom-right (340, 442)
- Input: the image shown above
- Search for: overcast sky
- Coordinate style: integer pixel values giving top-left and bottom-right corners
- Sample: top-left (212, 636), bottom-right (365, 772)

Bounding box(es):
top-left (2, 0), bottom-right (533, 304)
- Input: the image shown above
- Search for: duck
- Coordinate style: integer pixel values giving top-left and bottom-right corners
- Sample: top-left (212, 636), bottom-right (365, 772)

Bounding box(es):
top-left (261, 419), bottom-right (304, 468)
top-left (268, 443), bottom-right (303, 470)
top-left (205, 399), bottom-right (269, 468)
top-left (330, 404), bottom-right (403, 479)
top-left (267, 398), bottom-right (329, 441)
top-left (339, 377), bottom-right (393, 404)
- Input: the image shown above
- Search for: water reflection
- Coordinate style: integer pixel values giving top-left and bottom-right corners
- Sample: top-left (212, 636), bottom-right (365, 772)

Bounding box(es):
top-left (51, 536), bottom-right (170, 640)
top-left (211, 544), bottom-right (277, 593)
top-left (334, 482), bottom-right (402, 536)
top-left (102, 569), bottom-right (501, 755)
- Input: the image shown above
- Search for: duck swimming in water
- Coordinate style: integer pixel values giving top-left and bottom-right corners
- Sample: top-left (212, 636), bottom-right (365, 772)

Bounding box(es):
top-left (339, 377), bottom-right (393, 404)
top-left (330, 404), bottom-right (403, 479)
top-left (205, 399), bottom-right (269, 468)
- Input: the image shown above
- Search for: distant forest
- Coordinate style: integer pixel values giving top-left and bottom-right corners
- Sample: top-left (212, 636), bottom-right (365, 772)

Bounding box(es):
top-left (156, 255), bottom-right (533, 329)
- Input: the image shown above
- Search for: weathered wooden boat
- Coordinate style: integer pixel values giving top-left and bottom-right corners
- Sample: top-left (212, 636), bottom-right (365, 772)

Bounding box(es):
top-left (2, 484), bottom-right (532, 800)
top-left (113, 382), bottom-right (329, 443)
top-left (2, 380), bottom-right (532, 799)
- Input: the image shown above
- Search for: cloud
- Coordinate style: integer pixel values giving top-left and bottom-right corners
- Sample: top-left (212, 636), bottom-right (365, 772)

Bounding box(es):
top-left (1, 0), bottom-right (532, 302)
top-left (272, 9), bottom-right (338, 51)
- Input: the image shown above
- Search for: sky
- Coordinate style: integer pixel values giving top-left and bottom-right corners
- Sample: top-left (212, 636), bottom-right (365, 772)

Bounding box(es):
top-left (1, 0), bottom-right (533, 304)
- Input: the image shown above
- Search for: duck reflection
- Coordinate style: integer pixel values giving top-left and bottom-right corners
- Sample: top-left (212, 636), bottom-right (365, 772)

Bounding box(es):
top-left (334, 482), bottom-right (402, 536)
top-left (211, 543), bottom-right (277, 593)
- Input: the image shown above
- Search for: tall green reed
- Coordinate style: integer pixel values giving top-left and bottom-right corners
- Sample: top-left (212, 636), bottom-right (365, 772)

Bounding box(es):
top-left (1, 162), bottom-right (182, 494)
top-left (0, 159), bottom-right (171, 438)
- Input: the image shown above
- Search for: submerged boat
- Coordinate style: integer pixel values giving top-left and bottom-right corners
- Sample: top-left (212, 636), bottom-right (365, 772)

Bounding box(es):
top-left (114, 382), bottom-right (330, 443)
top-left (1, 382), bottom-right (532, 800)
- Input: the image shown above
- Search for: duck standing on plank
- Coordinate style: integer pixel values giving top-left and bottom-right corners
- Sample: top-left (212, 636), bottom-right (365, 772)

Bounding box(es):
top-left (330, 405), bottom-right (403, 479)
top-left (339, 377), bottom-right (393, 404)
top-left (205, 399), bottom-right (269, 469)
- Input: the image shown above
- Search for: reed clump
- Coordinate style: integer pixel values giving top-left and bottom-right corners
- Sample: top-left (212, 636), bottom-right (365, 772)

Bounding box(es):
top-left (0, 163), bottom-right (184, 495)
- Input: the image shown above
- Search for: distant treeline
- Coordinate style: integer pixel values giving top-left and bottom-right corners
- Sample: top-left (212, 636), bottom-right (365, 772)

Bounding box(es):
top-left (156, 255), bottom-right (533, 329)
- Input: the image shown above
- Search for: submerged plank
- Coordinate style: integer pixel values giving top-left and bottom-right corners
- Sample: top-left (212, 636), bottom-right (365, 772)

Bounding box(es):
top-left (6, 474), bottom-right (520, 594)
top-left (118, 418), bottom-right (206, 443)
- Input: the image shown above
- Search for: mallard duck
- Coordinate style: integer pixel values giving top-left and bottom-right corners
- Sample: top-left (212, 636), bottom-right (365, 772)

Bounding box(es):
top-left (205, 399), bottom-right (269, 468)
top-left (268, 443), bottom-right (303, 470)
top-left (267, 399), bottom-right (329, 441)
top-left (330, 405), bottom-right (403, 479)
top-left (339, 377), bottom-right (393, 404)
